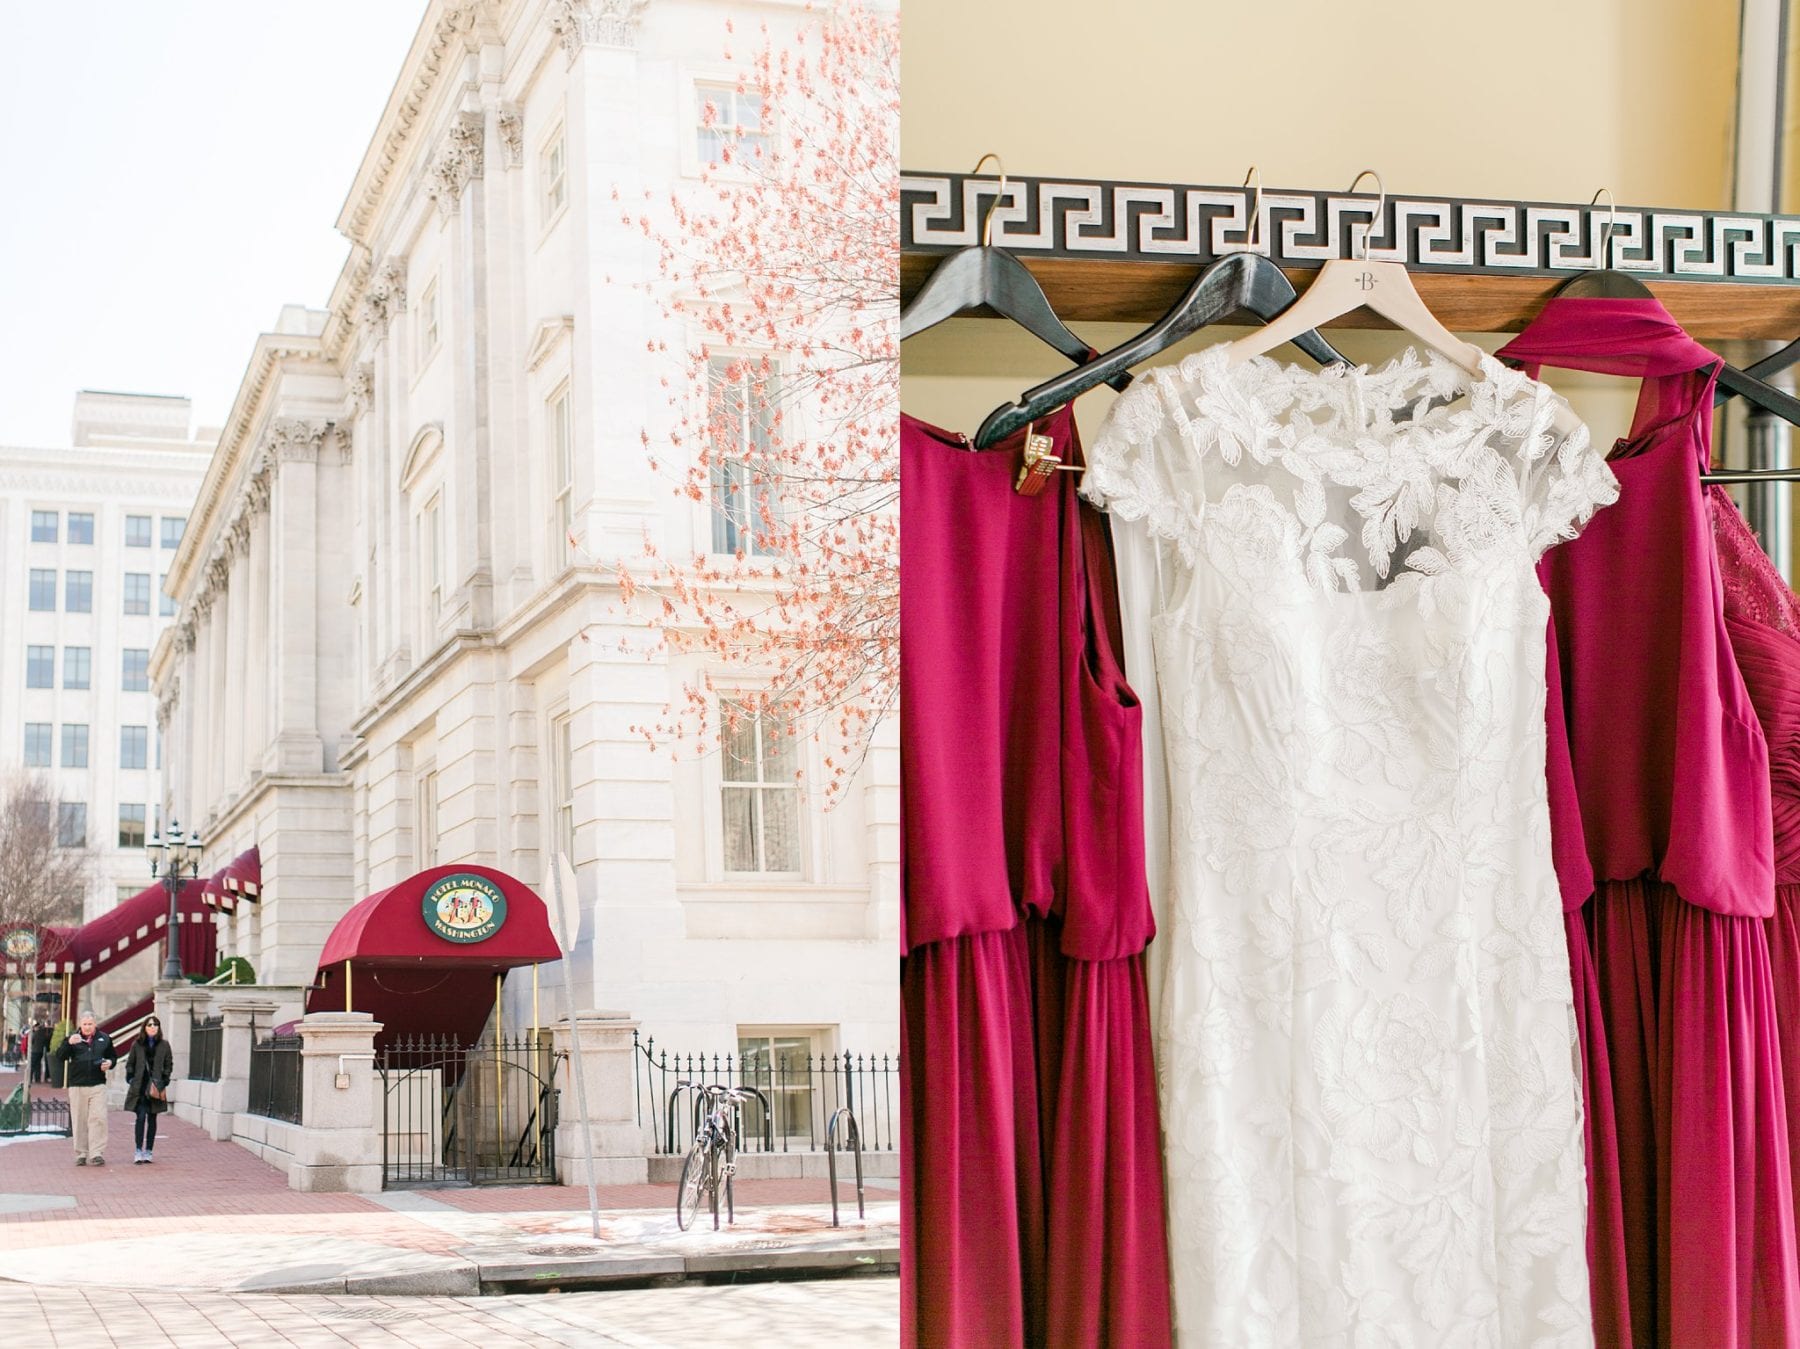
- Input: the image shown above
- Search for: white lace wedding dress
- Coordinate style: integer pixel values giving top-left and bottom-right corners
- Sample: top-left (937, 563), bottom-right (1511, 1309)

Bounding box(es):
top-left (1084, 345), bottom-right (1616, 1347)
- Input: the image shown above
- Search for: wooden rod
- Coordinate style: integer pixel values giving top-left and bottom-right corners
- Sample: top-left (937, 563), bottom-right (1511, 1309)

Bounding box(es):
top-left (899, 253), bottom-right (1800, 342)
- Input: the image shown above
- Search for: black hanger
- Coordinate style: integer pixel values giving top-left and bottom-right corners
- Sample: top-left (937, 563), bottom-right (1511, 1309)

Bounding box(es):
top-left (901, 160), bottom-right (1130, 396)
top-left (973, 175), bottom-right (1345, 449)
top-left (1714, 334), bottom-right (1800, 409)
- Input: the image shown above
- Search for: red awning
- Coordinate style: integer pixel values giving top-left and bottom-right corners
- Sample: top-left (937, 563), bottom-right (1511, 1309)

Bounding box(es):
top-left (219, 847), bottom-right (261, 903)
top-left (307, 865), bottom-right (562, 1048)
top-left (12, 879), bottom-right (218, 993)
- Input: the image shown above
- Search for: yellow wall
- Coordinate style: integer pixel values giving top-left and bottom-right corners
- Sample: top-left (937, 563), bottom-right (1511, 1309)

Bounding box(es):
top-left (901, 0), bottom-right (1742, 443)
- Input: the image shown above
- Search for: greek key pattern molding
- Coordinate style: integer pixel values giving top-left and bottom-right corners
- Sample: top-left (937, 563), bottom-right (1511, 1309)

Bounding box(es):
top-left (900, 172), bottom-right (1800, 283)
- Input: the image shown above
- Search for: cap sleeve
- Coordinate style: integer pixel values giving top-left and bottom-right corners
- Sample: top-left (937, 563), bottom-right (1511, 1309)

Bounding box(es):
top-left (1511, 377), bottom-right (1618, 561)
top-left (1081, 369), bottom-right (1208, 564)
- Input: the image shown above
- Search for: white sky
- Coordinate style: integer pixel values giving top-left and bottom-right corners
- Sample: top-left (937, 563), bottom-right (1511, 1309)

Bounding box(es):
top-left (0, 4), bottom-right (427, 447)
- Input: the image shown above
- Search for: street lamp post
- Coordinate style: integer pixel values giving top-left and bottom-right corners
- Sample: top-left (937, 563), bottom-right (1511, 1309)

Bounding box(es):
top-left (147, 821), bottom-right (203, 983)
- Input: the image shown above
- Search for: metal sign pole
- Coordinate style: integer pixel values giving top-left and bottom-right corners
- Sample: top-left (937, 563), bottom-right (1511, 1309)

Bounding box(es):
top-left (549, 854), bottom-right (601, 1240)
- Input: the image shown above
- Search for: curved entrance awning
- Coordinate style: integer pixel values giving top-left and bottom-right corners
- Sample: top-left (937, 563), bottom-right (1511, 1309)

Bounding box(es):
top-left (306, 864), bottom-right (562, 1047)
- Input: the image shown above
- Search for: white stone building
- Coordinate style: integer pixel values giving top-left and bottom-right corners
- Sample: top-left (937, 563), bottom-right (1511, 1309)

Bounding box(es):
top-left (0, 392), bottom-right (211, 1015)
top-left (153, 0), bottom-right (897, 1067)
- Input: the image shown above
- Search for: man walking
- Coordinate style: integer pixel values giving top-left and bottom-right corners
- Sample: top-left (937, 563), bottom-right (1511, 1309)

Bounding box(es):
top-left (56, 1010), bottom-right (114, 1166)
top-left (28, 1018), bottom-right (51, 1085)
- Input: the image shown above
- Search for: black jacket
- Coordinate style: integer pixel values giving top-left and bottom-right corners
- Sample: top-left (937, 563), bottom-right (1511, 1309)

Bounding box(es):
top-left (124, 1034), bottom-right (174, 1113)
top-left (55, 1030), bottom-right (115, 1087)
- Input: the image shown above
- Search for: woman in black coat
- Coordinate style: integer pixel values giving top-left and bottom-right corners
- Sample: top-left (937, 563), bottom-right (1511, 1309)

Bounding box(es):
top-left (123, 1016), bottom-right (174, 1163)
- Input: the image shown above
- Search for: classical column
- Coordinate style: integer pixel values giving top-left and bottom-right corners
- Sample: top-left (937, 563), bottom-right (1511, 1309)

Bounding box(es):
top-left (191, 600), bottom-right (216, 820)
top-left (245, 463), bottom-right (273, 774)
top-left (267, 420), bottom-right (327, 773)
top-left (223, 518), bottom-right (251, 789)
top-left (206, 554), bottom-right (231, 812)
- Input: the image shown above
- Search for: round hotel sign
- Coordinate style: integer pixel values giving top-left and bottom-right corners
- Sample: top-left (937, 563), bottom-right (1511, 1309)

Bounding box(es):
top-left (421, 874), bottom-right (507, 944)
top-left (3, 928), bottom-right (38, 961)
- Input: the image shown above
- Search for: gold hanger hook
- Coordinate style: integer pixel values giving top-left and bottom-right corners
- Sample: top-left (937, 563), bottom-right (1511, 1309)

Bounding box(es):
top-left (1346, 168), bottom-right (1385, 262)
top-left (1589, 188), bottom-right (1618, 271)
top-left (971, 153), bottom-right (1008, 249)
top-left (1242, 166), bottom-right (1264, 254)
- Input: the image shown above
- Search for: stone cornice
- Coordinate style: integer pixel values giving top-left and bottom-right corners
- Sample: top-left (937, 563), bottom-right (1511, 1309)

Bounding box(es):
top-left (335, 1), bottom-right (499, 247)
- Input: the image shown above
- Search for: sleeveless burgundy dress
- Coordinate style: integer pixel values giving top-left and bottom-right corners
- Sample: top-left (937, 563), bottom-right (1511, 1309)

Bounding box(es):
top-left (1499, 298), bottom-right (1800, 1348)
top-left (900, 406), bottom-right (1172, 1347)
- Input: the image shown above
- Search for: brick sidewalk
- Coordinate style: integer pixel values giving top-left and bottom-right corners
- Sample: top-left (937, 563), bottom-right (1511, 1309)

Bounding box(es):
top-left (0, 1102), bottom-right (873, 1226)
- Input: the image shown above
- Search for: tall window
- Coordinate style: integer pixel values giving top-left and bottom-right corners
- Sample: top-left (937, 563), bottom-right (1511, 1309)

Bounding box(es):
top-left (122, 648), bottom-right (149, 692)
top-left (542, 131), bottom-right (567, 220)
top-left (118, 804), bottom-right (146, 850)
top-left (708, 356), bottom-right (780, 556)
top-left (56, 801), bottom-right (86, 848)
top-left (66, 513), bottom-right (94, 545)
top-left (125, 515), bottom-right (151, 547)
top-left (696, 82), bottom-right (769, 164)
top-left (61, 724), bottom-right (88, 769)
top-left (63, 646), bottom-right (90, 689)
top-left (423, 496), bottom-right (444, 622)
top-left (737, 1031), bottom-right (819, 1142)
top-left (419, 279), bottom-right (440, 364)
top-left (719, 698), bottom-right (800, 874)
top-left (160, 516), bottom-right (185, 549)
top-left (159, 574), bottom-right (175, 616)
top-left (119, 725), bottom-right (148, 771)
top-left (550, 712), bottom-right (575, 863)
top-left (64, 570), bottom-right (92, 613)
top-left (550, 385), bottom-right (573, 565)
top-left (28, 569), bottom-right (55, 611)
top-left (23, 723), bottom-right (51, 767)
top-left (25, 646), bottom-right (53, 688)
top-left (30, 510), bottom-right (57, 543)
top-left (416, 768), bottom-right (439, 869)
top-left (123, 572), bottom-right (150, 615)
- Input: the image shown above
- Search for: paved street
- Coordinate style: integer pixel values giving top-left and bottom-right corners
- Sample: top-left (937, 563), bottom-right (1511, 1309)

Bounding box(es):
top-left (0, 1279), bottom-right (899, 1347)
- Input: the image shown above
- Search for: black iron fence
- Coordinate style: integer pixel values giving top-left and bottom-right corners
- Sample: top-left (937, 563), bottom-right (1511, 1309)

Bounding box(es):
top-left (376, 1033), bottom-right (561, 1188)
top-left (188, 1012), bottom-right (222, 1083)
top-left (247, 1030), bottom-right (303, 1124)
top-left (633, 1032), bottom-right (897, 1156)
top-left (0, 1091), bottom-right (70, 1137)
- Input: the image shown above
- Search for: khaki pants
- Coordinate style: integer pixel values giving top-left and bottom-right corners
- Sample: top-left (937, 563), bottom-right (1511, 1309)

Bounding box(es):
top-left (68, 1084), bottom-right (108, 1161)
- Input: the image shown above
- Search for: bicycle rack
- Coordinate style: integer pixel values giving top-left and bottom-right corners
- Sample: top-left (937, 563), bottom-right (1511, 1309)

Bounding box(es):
top-left (666, 1081), bottom-right (775, 1155)
top-left (826, 1105), bottom-right (865, 1227)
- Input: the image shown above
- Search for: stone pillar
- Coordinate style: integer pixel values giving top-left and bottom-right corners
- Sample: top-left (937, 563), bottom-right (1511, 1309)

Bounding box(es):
top-left (246, 488), bottom-right (272, 773)
top-left (551, 1009), bottom-right (648, 1186)
top-left (207, 572), bottom-right (230, 812)
top-left (291, 1012), bottom-right (384, 1193)
top-left (211, 997), bottom-right (278, 1141)
top-left (268, 421), bottom-right (325, 774)
top-left (158, 984), bottom-right (211, 1123)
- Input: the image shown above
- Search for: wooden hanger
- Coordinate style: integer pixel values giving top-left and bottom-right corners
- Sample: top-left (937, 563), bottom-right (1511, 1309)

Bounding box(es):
top-left (972, 168), bottom-right (1345, 448)
top-left (1223, 171), bottom-right (1487, 376)
top-left (900, 155), bottom-right (1130, 393)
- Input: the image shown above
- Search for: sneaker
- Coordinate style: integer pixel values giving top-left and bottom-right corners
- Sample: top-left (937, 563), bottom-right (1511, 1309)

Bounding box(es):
top-left (90, 1156), bottom-right (104, 1166)
top-left (143, 1152), bottom-right (153, 1163)
top-left (133, 1149), bottom-right (145, 1164)
top-left (74, 1157), bottom-right (86, 1167)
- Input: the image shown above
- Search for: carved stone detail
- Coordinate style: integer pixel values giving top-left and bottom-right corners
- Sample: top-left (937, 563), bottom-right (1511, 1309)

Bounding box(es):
top-left (496, 106), bottom-right (523, 169)
top-left (426, 111), bottom-right (486, 217)
top-left (359, 261), bottom-right (408, 338)
top-left (551, 0), bottom-right (649, 57)
top-left (347, 362), bottom-right (375, 415)
top-left (174, 622), bottom-right (196, 655)
top-left (267, 418), bottom-right (328, 464)
top-left (156, 675), bottom-right (180, 731)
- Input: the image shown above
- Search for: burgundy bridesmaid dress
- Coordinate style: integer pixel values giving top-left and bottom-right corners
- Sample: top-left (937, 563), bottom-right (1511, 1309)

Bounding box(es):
top-left (1500, 298), bottom-right (1800, 1348)
top-left (900, 406), bottom-right (1172, 1347)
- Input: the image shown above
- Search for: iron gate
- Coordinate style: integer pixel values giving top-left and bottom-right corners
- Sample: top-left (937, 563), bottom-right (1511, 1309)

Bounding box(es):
top-left (376, 1033), bottom-right (562, 1187)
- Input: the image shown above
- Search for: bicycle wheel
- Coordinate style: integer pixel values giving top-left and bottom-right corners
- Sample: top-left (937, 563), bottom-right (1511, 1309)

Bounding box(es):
top-left (676, 1136), bottom-right (711, 1231)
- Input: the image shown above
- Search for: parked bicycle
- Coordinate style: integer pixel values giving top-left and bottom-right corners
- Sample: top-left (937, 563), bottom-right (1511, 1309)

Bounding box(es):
top-left (675, 1081), bottom-right (759, 1231)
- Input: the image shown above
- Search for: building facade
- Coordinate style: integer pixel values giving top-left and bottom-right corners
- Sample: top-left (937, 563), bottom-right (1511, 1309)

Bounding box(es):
top-left (154, 0), bottom-right (898, 1061)
top-left (0, 392), bottom-right (210, 1015)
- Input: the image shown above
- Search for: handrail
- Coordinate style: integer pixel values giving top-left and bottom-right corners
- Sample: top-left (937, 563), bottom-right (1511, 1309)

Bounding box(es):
top-left (826, 1105), bottom-right (865, 1228)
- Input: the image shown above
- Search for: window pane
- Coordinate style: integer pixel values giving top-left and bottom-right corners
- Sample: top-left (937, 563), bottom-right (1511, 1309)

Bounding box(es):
top-left (28, 569), bottom-right (55, 611)
top-left (120, 725), bottom-right (147, 771)
top-left (762, 786), bottom-right (800, 872)
top-left (26, 646), bottom-right (53, 688)
top-left (159, 575), bottom-right (175, 616)
top-left (760, 708), bottom-right (796, 781)
top-left (722, 786), bottom-right (757, 871)
top-left (122, 649), bottom-right (149, 692)
top-left (64, 647), bottom-right (90, 689)
top-left (118, 804), bottom-right (146, 850)
top-left (61, 724), bottom-right (88, 769)
top-left (125, 515), bottom-right (151, 547)
top-left (160, 516), bottom-right (185, 549)
top-left (23, 723), bottom-right (51, 767)
top-left (67, 513), bottom-right (94, 545)
top-left (57, 802), bottom-right (86, 848)
top-left (31, 511), bottom-right (57, 543)
top-left (65, 570), bottom-right (92, 613)
top-left (721, 702), bottom-right (757, 781)
top-left (123, 572), bottom-right (149, 615)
